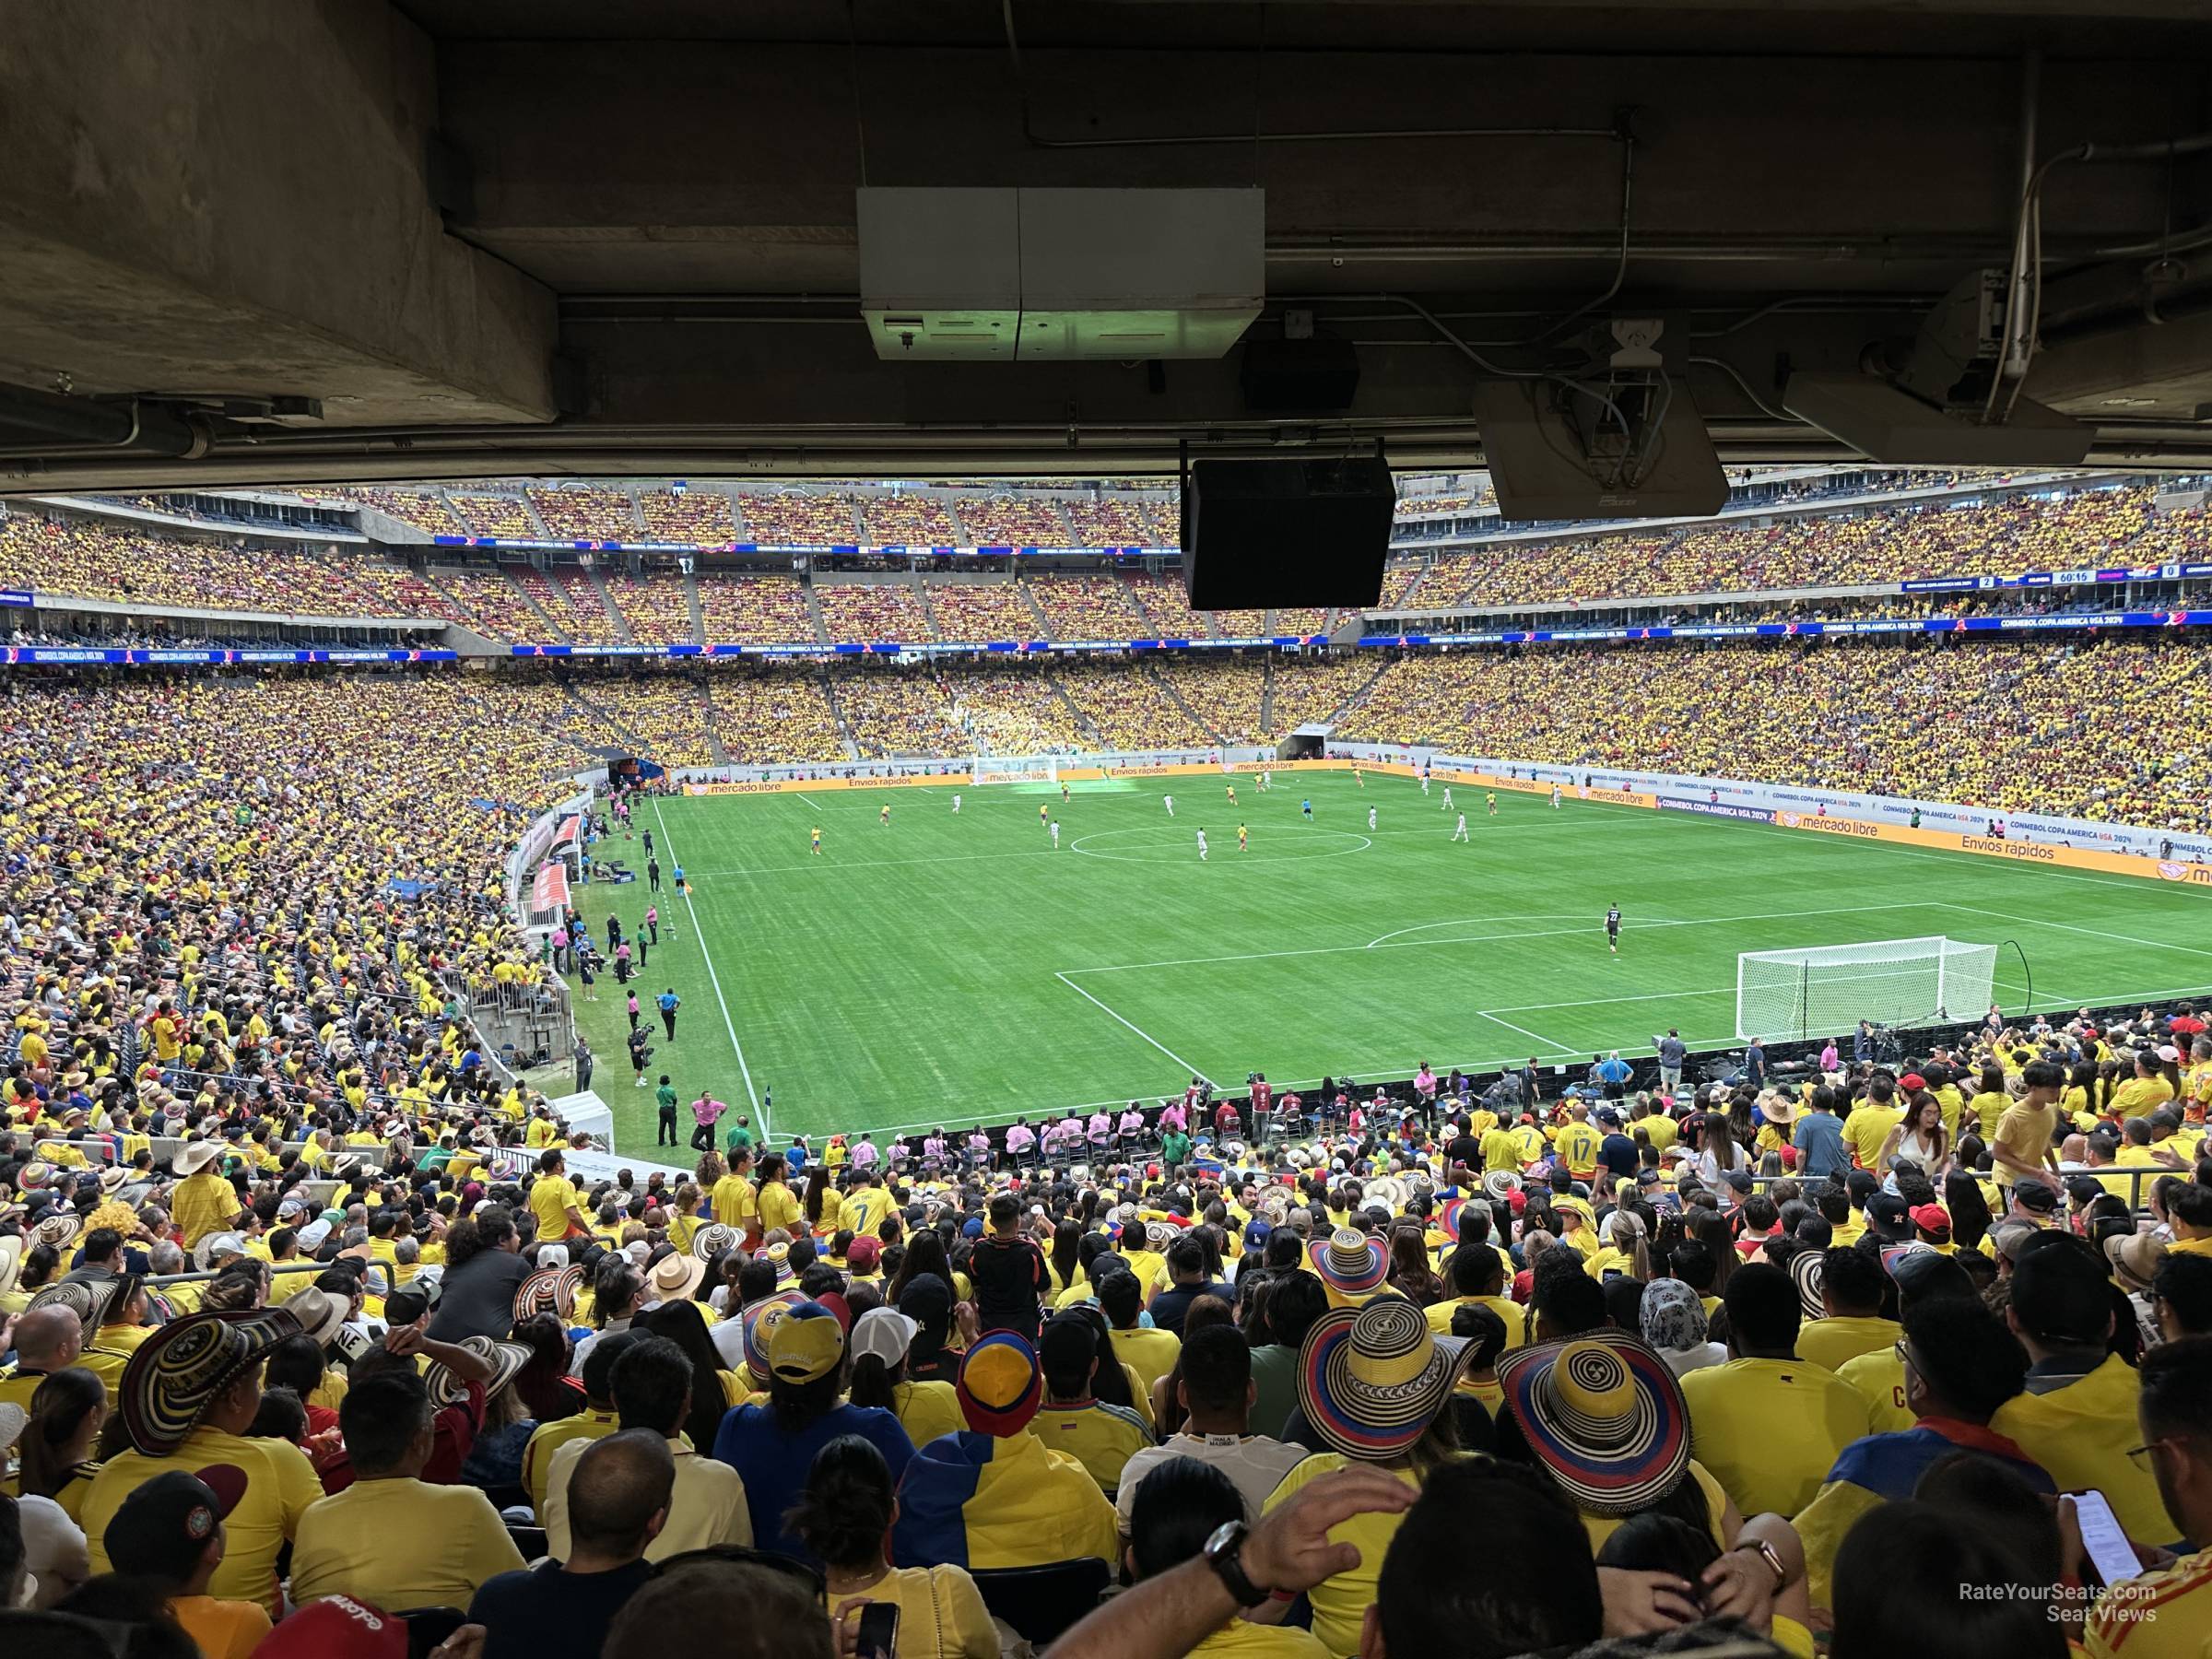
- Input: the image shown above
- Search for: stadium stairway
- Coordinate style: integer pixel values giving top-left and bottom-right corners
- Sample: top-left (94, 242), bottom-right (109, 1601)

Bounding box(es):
top-left (818, 667), bottom-right (863, 758)
top-left (682, 571), bottom-right (708, 647)
top-left (1045, 668), bottom-right (1105, 745)
top-left (507, 567), bottom-right (572, 642)
top-left (583, 565), bottom-right (635, 643)
top-left (800, 581), bottom-right (831, 645)
top-left (1259, 658), bottom-right (1277, 735)
top-left (1327, 656), bottom-right (1401, 726)
top-left (1148, 661), bottom-right (1225, 743)
top-left (1017, 577), bottom-right (1054, 640)
top-left (699, 678), bottom-right (728, 764)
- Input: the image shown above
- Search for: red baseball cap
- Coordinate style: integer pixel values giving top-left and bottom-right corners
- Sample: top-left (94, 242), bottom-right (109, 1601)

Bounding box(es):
top-left (1909, 1203), bottom-right (1952, 1234)
top-left (252, 1597), bottom-right (407, 1659)
top-left (1899, 1073), bottom-right (1928, 1091)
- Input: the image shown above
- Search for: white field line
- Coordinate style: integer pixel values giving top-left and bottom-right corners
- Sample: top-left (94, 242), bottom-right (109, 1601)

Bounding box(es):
top-left (651, 800), bottom-right (764, 1134)
top-left (1052, 971), bottom-right (1216, 1087)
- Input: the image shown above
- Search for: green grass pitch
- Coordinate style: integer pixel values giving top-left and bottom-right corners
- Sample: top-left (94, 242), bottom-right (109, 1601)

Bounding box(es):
top-left (564, 771), bottom-right (2212, 1150)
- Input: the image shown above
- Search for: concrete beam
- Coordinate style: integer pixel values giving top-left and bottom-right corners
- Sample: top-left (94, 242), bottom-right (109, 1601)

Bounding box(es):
top-left (0, 0), bottom-right (557, 426)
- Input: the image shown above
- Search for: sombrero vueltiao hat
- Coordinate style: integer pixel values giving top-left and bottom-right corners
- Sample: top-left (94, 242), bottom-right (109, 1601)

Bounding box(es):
top-left (1435, 1196), bottom-right (1473, 1241)
top-left (691, 1223), bottom-right (739, 1264)
top-left (741, 1289), bottom-right (808, 1386)
top-left (1788, 1249), bottom-right (1827, 1323)
top-left (1311, 1228), bottom-right (1389, 1297)
top-left (513, 1264), bottom-right (586, 1324)
top-left (1481, 1169), bottom-right (1523, 1203)
top-left (0, 1233), bottom-right (24, 1296)
top-left (29, 1210), bottom-right (81, 1252)
top-left (428, 1335), bottom-right (532, 1407)
top-left (762, 1241), bottom-right (794, 1288)
top-left (1495, 1329), bottom-right (1691, 1518)
top-left (1297, 1297), bottom-right (1475, 1461)
top-left (1364, 1175), bottom-right (1408, 1213)
top-left (120, 1309), bottom-right (302, 1456)
top-left (27, 1277), bottom-right (118, 1329)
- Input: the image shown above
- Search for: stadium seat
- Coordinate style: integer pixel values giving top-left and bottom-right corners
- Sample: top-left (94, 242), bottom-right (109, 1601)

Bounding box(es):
top-left (396, 1607), bottom-right (469, 1659)
top-left (971, 1558), bottom-right (1113, 1644)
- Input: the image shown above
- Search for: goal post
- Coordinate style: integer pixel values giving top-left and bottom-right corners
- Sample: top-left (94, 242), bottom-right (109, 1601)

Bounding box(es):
top-left (1735, 936), bottom-right (1999, 1042)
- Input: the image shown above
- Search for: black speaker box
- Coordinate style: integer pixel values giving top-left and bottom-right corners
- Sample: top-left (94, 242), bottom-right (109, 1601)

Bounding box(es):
top-left (1182, 455), bottom-right (1395, 610)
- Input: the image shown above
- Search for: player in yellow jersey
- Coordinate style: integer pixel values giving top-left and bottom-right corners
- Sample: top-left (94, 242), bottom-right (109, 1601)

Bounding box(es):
top-left (879, 804), bottom-right (890, 827)
top-left (810, 826), bottom-right (822, 854)
top-left (1354, 765), bottom-right (1364, 788)
top-left (1226, 782), bottom-right (1237, 805)
top-left (1041, 802), bottom-right (1051, 828)
top-left (1238, 822), bottom-right (1248, 852)
top-left (1061, 781), bottom-right (1070, 804)
top-left (1487, 792), bottom-right (1498, 816)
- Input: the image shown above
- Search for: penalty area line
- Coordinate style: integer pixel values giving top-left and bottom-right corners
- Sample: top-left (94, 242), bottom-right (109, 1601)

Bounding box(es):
top-left (1052, 971), bottom-right (1215, 1088)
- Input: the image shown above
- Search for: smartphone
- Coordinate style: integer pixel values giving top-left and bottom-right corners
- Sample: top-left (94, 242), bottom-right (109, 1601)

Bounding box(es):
top-left (2069, 1488), bottom-right (2140, 1591)
top-left (855, 1601), bottom-right (900, 1659)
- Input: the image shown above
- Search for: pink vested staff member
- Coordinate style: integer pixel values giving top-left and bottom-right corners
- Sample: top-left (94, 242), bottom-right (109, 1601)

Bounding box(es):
top-left (691, 1089), bottom-right (729, 1154)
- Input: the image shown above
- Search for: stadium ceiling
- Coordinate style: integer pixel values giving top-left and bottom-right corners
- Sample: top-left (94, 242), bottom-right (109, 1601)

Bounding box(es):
top-left (6, 0), bottom-right (2212, 491)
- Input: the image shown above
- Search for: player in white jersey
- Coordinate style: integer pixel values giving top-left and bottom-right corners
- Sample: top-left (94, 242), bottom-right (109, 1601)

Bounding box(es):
top-left (1452, 812), bottom-right (1469, 841)
top-left (1195, 827), bottom-right (1208, 861)
top-left (1163, 794), bottom-right (1175, 817)
top-left (1551, 784), bottom-right (1562, 808)
top-left (1442, 786), bottom-right (1453, 812)
top-left (1421, 774), bottom-right (1430, 796)
top-left (1050, 819), bottom-right (1060, 848)
top-left (952, 793), bottom-right (962, 813)
top-left (1261, 771), bottom-right (1271, 791)
top-left (1368, 806), bottom-right (1378, 831)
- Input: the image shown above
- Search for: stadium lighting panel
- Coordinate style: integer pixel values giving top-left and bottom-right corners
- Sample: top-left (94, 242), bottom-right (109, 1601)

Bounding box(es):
top-left (858, 187), bottom-right (1264, 362)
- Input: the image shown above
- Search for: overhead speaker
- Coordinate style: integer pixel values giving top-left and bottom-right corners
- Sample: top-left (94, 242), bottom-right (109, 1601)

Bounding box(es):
top-left (1182, 455), bottom-right (1395, 610)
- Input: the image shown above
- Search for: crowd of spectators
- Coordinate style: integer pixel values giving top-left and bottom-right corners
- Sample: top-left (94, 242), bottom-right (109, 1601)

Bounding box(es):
top-left (509, 569), bottom-right (573, 639)
top-left (635, 489), bottom-right (735, 544)
top-left (922, 580), bottom-right (1045, 643)
top-left (1056, 660), bottom-right (1218, 749)
top-left (434, 568), bottom-right (551, 644)
top-left (449, 495), bottom-right (546, 541)
top-left (1342, 635), bottom-right (2212, 830)
top-left (703, 665), bottom-right (846, 765)
top-left (1124, 572), bottom-right (1217, 638)
top-left (952, 495), bottom-right (1072, 547)
top-left (322, 489), bottom-right (465, 535)
top-left (944, 661), bottom-right (1090, 753)
top-left (527, 490), bottom-right (641, 543)
top-left (1025, 573), bottom-right (1151, 639)
top-left (857, 493), bottom-right (960, 547)
top-left (734, 493), bottom-right (862, 546)
top-left (6, 978), bottom-right (2210, 1659)
top-left (606, 574), bottom-right (697, 646)
top-left (545, 571), bottom-right (628, 646)
top-left (694, 573), bottom-right (819, 646)
top-left (573, 673), bottom-right (721, 769)
top-left (1062, 495), bottom-right (1164, 546)
top-left (835, 668), bottom-right (959, 759)
top-left (814, 583), bottom-right (930, 645)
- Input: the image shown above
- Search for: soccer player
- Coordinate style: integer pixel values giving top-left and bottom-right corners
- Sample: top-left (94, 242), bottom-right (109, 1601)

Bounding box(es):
top-left (879, 804), bottom-right (891, 827)
top-left (1195, 827), bottom-right (1208, 862)
top-left (1061, 781), bottom-right (1070, 803)
top-left (1261, 771), bottom-right (1271, 791)
top-left (1368, 805), bottom-right (1378, 831)
top-left (1163, 794), bottom-right (1175, 817)
top-left (1050, 819), bottom-right (1061, 849)
top-left (1486, 792), bottom-right (1498, 817)
top-left (1041, 802), bottom-right (1051, 828)
top-left (1550, 783), bottom-right (1562, 808)
top-left (1442, 785), bottom-right (1453, 811)
top-left (810, 827), bottom-right (821, 855)
top-left (1226, 782), bottom-right (1237, 805)
top-left (1354, 765), bottom-right (1363, 789)
top-left (1421, 772), bottom-right (1430, 796)
top-left (1238, 822), bottom-right (1248, 852)
top-left (952, 792), bottom-right (962, 813)
top-left (1452, 812), bottom-right (1469, 841)
top-left (1606, 903), bottom-right (1622, 954)
top-left (1300, 797), bottom-right (1312, 820)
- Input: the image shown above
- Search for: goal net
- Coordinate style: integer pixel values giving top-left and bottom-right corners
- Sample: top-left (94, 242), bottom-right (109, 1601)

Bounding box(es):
top-left (971, 754), bottom-right (1061, 785)
top-left (1735, 935), bottom-right (1998, 1042)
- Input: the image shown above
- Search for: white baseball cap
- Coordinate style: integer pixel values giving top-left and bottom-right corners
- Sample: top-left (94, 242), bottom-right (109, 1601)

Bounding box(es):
top-left (851, 1307), bottom-right (919, 1370)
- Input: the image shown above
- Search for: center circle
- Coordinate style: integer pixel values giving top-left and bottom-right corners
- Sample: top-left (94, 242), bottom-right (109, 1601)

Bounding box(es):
top-left (1067, 826), bottom-right (1373, 864)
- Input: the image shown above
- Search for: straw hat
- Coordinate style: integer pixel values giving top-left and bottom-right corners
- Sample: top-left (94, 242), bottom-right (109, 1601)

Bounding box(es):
top-left (1296, 1297), bottom-right (1475, 1461)
top-left (513, 1264), bottom-right (585, 1324)
top-left (171, 1142), bottom-right (222, 1177)
top-left (1495, 1331), bottom-right (1691, 1517)
top-left (649, 1251), bottom-right (705, 1304)
top-left (1365, 1176), bottom-right (1408, 1213)
top-left (1481, 1169), bottom-right (1523, 1203)
top-left (1311, 1228), bottom-right (1389, 1296)
top-left (0, 1234), bottom-right (24, 1297)
top-left (119, 1309), bottom-right (303, 1456)
top-left (192, 1232), bottom-right (247, 1273)
top-left (427, 1335), bottom-right (532, 1408)
top-left (29, 1211), bottom-right (81, 1252)
top-left (28, 1277), bottom-right (119, 1329)
top-left (2104, 1230), bottom-right (2167, 1295)
top-left (282, 1287), bottom-right (351, 1349)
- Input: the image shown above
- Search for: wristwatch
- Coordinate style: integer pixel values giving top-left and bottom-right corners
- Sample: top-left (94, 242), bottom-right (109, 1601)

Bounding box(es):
top-left (1202, 1520), bottom-right (1269, 1608)
top-left (1735, 1537), bottom-right (1788, 1594)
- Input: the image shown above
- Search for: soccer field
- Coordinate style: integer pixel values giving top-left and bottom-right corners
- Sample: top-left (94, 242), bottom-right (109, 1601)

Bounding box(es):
top-left (566, 771), bottom-right (2212, 1149)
